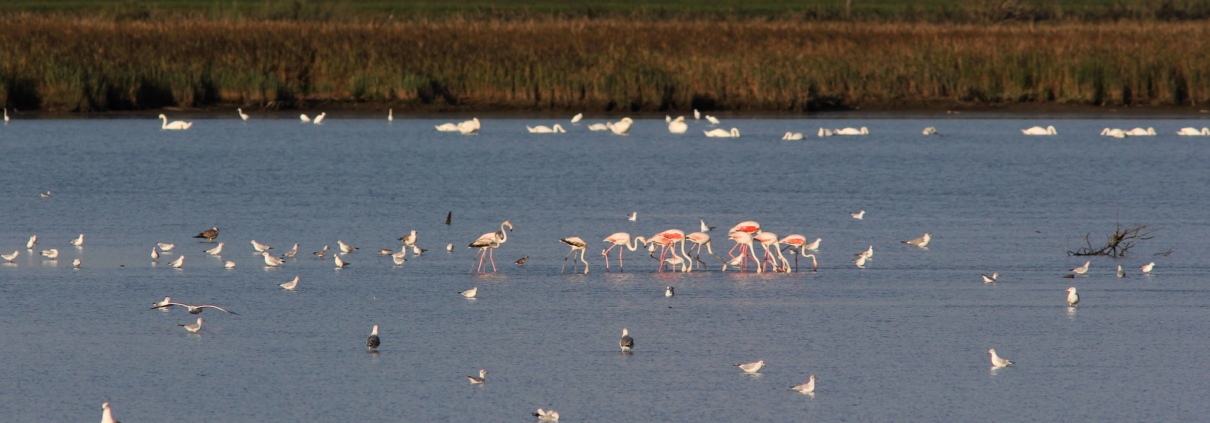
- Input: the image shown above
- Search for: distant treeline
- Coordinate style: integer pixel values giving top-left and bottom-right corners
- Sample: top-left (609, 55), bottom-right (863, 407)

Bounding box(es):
top-left (1, 17), bottom-right (1207, 113)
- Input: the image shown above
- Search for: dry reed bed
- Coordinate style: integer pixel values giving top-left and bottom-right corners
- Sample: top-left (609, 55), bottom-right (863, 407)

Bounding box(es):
top-left (0, 18), bottom-right (1207, 111)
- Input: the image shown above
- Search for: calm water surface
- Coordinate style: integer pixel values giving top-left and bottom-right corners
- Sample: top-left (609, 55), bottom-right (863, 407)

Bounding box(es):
top-left (1, 116), bottom-right (1209, 422)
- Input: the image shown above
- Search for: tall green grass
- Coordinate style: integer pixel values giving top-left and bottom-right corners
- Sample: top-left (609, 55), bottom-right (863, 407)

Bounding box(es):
top-left (1, 17), bottom-right (1207, 112)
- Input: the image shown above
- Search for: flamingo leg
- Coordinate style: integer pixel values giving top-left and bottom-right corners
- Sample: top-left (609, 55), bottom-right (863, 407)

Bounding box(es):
top-left (489, 248), bottom-right (497, 272)
top-left (562, 249), bottom-right (574, 273)
top-left (618, 248), bottom-right (624, 272)
top-left (602, 246), bottom-right (614, 271)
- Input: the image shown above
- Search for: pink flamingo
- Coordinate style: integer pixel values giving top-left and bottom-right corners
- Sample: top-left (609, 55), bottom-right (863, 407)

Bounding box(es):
top-left (725, 231), bottom-right (762, 273)
top-left (643, 234), bottom-right (687, 272)
top-left (778, 234), bottom-right (819, 272)
top-left (726, 221), bottom-right (762, 257)
top-left (686, 232), bottom-right (724, 270)
top-left (655, 229), bottom-right (689, 271)
top-left (469, 221), bottom-right (513, 273)
top-left (559, 237), bottom-right (589, 274)
top-left (602, 232), bottom-right (644, 272)
top-left (754, 232), bottom-right (790, 272)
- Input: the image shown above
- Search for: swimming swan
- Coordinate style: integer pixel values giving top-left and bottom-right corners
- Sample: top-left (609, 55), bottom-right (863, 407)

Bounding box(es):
top-left (1021, 125), bottom-right (1057, 135)
top-left (586, 123), bottom-right (608, 131)
top-left (456, 118), bottom-right (480, 134)
top-left (704, 128), bottom-right (740, 137)
top-left (922, 127), bottom-right (938, 135)
top-left (158, 114), bottom-right (192, 130)
top-left (1124, 127), bottom-right (1155, 136)
top-left (570, 113), bottom-right (583, 123)
top-left (527, 124), bottom-right (566, 133)
top-left (818, 128), bottom-right (835, 137)
top-left (782, 132), bottom-right (804, 140)
top-left (1176, 127), bottom-right (1210, 135)
top-left (312, 112), bottom-right (326, 124)
top-left (835, 127), bottom-right (869, 135)
top-left (1100, 128), bottom-right (1126, 138)
top-left (668, 116), bottom-right (688, 133)
top-left (299, 114), bottom-right (311, 122)
top-left (607, 117), bottom-right (633, 135)
top-left (435, 122), bottom-right (460, 131)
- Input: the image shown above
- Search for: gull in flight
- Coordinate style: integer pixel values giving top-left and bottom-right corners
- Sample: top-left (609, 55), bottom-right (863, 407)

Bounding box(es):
top-left (467, 369), bottom-right (489, 384)
top-left (205, 242), bottom-right (225, 255)
top-left (700, 220), bottom-right (715, 232)
top-left (26, 235), bottom-right (36, 249)
top-left (151, 248), bottom-right (160, 261)
top-left (280, 276), bottom-right (299, 290)
top-left (338, 240), bottom-right (358, 254)
top-left (734, 360), bottom-right (765, 373)
top-left (70, 234), bottom-right (84, 247)
top-left (851, 210), bottom-right (865, 219)
top-left (194, 227), bottom-right (220, 241)
top-left (853, 254), bottom-right (867, 268)
top-left (1117, 265), bottom-right (1126, 278)
top-left (989, 349), bottom-right (1014, 368)
top-left (459, 287), bottom-right (478, 299)
top-left (282, 243), bottom-right (299, 258)
top-left (666, 286), bottom-right (674, 297)
top-left (224, 260), bottom-right (236, 268)
top-left (334, 254), bottom-right (349, 269)
top-left (73, 258), bottom-right (81, 268)
top-left (153, 297), bottom-right (173, 308)
top-left (619, 328), bottom-right (634, 352)
top-left (180, 318), bottom-right (204, 333)
top-left (262, 252), bottom-right (284, 267)
top-left (1, 251), bottom-right (19, 262)
top-left (250, 240), bottom-right (273, 253)
top-left (902, 233), bottom-right (931, 248)
top-left (153, 302), bottom-right (239, 315)
top-left (981, 272), bottom-right (999, 283)
top-left (367, 325), bottom-right (380, 351)
top-left (313, 245), bottom-right (329, 258)
top-left (533, 409), bottom-right (559, 421)
top-left (1066, 287), bottom-right (1080, 306)
top-left (1140, 262), bottom-right (1154, 274)
top-left (791, 375), bottom-right (818, 394)
top-left (101, 402), bottom-right (118, 423)
top-left (157, 243), bottom-right (175, 252)
top-left (627, 212), bottom-right (637, 221)
top-left (40, 248), bottom-right (58, 259)
top-left (168, 255), bottom-right (185, 268)
top-left (1069, 261), bottom-right (1090, 276)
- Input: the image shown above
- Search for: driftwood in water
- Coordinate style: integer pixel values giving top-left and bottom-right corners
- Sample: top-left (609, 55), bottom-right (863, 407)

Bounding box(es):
top-left (1068, 223), bottom-right (1156, 257)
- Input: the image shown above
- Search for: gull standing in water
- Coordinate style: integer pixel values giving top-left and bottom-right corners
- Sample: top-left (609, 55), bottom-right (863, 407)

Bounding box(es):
top-left (700, 220), bottom-right (715, 232)
top-left (338, 240), bottom-right (358, 254)
top-left (40, 249), bottom-right (58, 259)
top-left (366, 325), bottom-right (380, 351)
top-left (194, 227), bottom-right (220, 241)
top-left (665, 286), bottom-right (674, 297)
top-left (73, 258), bottom-right (81, 268)
top-left (1066, 287), bottom-right (1080, 306)
top-left (851, 210), bottom-right (865, 219)
top-left (459, 287), bottom-right (478, 299)
top-left (1, 251), bottom-right (19, 262)
top-left (313, 245), bottom-right (329, 258)
top-left (791, 375), bottom-right (818, 394)
top-left (153, 302), bottom-right (238, 314)
top-left (179, 318), bottom-right (204, 333)
top-left (151, 248), bottom-right (160, 261)
top-left (280, 276), bottom-right (299, 290)
top-left (157, 243), bottom-right (175, 252)
top-left (627, 212), bottom-right (637, 221)
top-left (250, 240), bottom-right (273, 253)
top-left (26, 235), bottom-right (36, 249)
top-left (282, 243), bottom-right (299, 258)
top-left (856, 246), bottom-right (874, 260)
top-left (224, 261), bottom-right (236, 268)
top-left (399, 230), bottom-right (417, 248)
top-left (101, 402), bottom-right (118, 423)
top-left (901, 233), bottom-right (931, 248)
top-left (981, 273), bottom-right (999, 283)
top-left (734, 360), bottom-right (765, 373)
top-left (533, 409), bottom-right (559, 421)
top-left (1069, 261), bottom-right (1090, 276)
top-left (989, 349), bottom-right (1014, 368)
top-left (1140, 262), bottom-right (1155, 274)
top-left (619, 328), bottom-right (634, 352)
top-left (411, 245), bottom-right (426, 256)
top-left (205, 242), bottom-right (225, 255)
top-left (169, 255), bottom-right (184, 268)
top-left (334, 254), bottom-right (349, 269)
top-left (446, 244), bottom-right (454, 253)
top-left (1117, 265), bottom-right (1127, 278)
top-left (853, 254), bottom-right (867, 268)
top-left (70, 234), bottom-right (84, 247)
top-left (467, 369), bottom-right (489, 384)
top-left (262, 252), bottom-right (284, 267)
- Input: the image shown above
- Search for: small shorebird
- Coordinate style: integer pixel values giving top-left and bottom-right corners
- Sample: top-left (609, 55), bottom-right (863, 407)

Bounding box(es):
top-left (40, 249), bottom-right (58, 259)
top-left (515, 256), bottom-right (528, 266)
top-left (1117, 265), bottom-right (1127, 278)
top-left (734, 360), bottom-right (765, 373)
top-left (72, 258), bottom-right (81, 268)
top-left (157, 243), bottom-right (175, 252)
top-left (1066, 287), bottom-right (1080, 306)
top-left (282, 243), bottom-right (299, 258)
top-left (619, 328), bottom-right (634, 352)
top-left (459, 287), bottom-right (478, 299)
top-left (532, 409), bottom-right (559, 421)
top-left (205, 242), bottom-right (225, 255)
top-left (981, 273), bottom-right (999, 283)
top-left (168, 255), bottom-right (184, 268)
top-left (700, 220), bottom-right (715, 232)
top-left (377, 249), bottom-right (393, 256)
top-left (334, 254), bottom-right (349, 269)
top-left (70, 234), bottom-right (84, 247)
top-left (1140, 262), bottom-right (1155, 274)
top-left (338, 240), bottom-right (358, 254)
top-left (467, 369), bottom-right (488, 384)
top-left (366, 325), bottom-right (380, 351)
top-left (791, 375), bottom-right (818, 394)
top-left (194, 227), bottom-right (219, 241)
top-left (153, 302), bottom-right (238, 315)
top-left (262, 252), bottom-right (284, 266)
top-left (851, 210), bottom-right (865, 219)
top-left (223, 261), bottom-right (236, 268)
top-left (26, 235), bottom-right (36, 249)
top-left (989, 349), bottom-right (1013, 367)
top-left (179, 318), bottom-right (204, 333)
top-left (1, 251), bottom-right (19, 262)
top-left (313, 245), bottom-right (329, 258)
top-left (411, 245), bottom-right (426, 255)
top-left (446, 243), bottom-right (454, 253)
top-left (280, 276), bottom-right (299, 290)
top-left (1070, 261), bottom-right (1091, 276)
top-left (392, 254), bottom-right (407, 266)
top-left (250, 240), bottom-right (273, 253)
top-left (665, 286), bottom-right (674, 297)
top-left (902, 233), bottom-right (931, 248)
top-left (40, 191), bottom-right (51, 197)
top-left (627, 212), bottom-right (637, 221)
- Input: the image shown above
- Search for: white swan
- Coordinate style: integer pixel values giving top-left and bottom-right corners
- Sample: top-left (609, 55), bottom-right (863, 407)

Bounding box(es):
top-left (570, 113), bottom-right (582, 123)
top-left (607, 117), bottom-right (633, 135)
top-left (835, 127), bottom-right (869, 135)
top-left (704, 128), bottom-right (740, 137)
top-left (586, 123), bottom-right (608, 131)
top-left (665, 115), bottom-right (672, 123)
top-left (388, 109), bottom-right (393, 121)
top-left (1021, 125), bottom-right (1056, 135)
top-left (435, 122), bottom-right (460, 131)
top-left (312, 112), bottom-right (326, 124)
top-left (158, 114), bottom-right (192, 130)
top-left (782, 132), bottom-right (804, 140)
top-left (668, 116), bottom-right (688, 133)
top-left (705, 115), bottom-right (720, 124)
top-left (693, 109), bottom-right (700, 120)
top-left (3, 108), bottom-right (8, 123)
top-left (1176, 127), bottom-right (1210, 135)
top-left (299, 114), bottom-right (311, 122)
top-left (237, 108), bottom-right (249, 121)
top-left (457, 117), bottom-right (480, 134)
top-left (1100, 128), bottom-right (1126, 138)
top-left (527, 124), bottom-right (566, 133)
top-left (1124, 127), bottom-right (1155, 136)
top-left (818, 128), bottom-right (834, 137)
top-left (922, 127), bottom-right (938, 135)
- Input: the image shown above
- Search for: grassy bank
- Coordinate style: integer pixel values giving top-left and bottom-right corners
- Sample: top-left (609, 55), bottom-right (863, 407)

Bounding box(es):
top-left (1, 17), bottom-right (1207, 112)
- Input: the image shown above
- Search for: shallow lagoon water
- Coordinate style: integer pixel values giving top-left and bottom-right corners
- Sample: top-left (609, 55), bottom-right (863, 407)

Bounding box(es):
top-left (1, 116), bottom-right (1209, 421)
